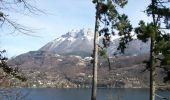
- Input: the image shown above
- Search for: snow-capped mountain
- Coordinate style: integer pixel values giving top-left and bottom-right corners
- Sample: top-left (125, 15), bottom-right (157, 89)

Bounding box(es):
top-left (9, 29), bottom-right (166, 88)
top-left (39, 28), bottom-right (150, 57)
top-left (40, 29), bottom-right (94, 57)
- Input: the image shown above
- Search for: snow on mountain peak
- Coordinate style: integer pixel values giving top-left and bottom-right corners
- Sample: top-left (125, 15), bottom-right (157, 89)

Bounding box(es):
top-left (39, 28), bottom-right (94, 57)
top-left (61, 28), bottom-right (93, 39)
top-left (39, 28), bottom-right (150, 57)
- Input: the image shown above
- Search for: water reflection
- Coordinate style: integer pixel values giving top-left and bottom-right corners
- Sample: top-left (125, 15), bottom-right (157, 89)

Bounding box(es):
top-left (0, 88), bottom-right (169, 100)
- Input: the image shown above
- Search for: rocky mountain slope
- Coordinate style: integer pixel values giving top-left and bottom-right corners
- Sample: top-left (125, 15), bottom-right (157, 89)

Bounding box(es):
top-left (6, 29), bottom-right (169, 89)
top-left (40, 29), bottom-right (94, 57)
top-left (7, 51), bottom-right (168, 89)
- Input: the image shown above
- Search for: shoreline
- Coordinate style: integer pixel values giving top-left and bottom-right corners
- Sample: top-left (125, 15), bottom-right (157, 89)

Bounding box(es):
top-left (1, 86), bottom-right (170, 91)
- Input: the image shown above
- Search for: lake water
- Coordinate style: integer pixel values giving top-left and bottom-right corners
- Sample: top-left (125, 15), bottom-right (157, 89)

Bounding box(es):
top-left (4, 88), bottom-right (170, 100)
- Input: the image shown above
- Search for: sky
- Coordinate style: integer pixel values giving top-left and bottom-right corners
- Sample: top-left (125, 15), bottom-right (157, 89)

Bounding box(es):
top-left (0, 0), bottom-right (151, 58)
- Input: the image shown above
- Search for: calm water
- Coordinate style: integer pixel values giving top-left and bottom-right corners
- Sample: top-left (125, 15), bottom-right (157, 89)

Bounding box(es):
top-left (6, 88), bottom-right (170, 100)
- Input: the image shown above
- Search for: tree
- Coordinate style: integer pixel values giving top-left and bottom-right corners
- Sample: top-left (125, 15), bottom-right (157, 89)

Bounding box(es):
top-left (91, 1), bottom-right (99, 100)
top-left (91, 0), bottom-right (131, 100)
top-left (135, 0), bottom-right (170, 100)
top-left (0, 50), bottom-right (26, 81)
top-left (0, 1), bottom-right (42, 98)
top-left (0, 0), bottom-right (42, 81)
top-left (0, 0), bottom-right (43, 34)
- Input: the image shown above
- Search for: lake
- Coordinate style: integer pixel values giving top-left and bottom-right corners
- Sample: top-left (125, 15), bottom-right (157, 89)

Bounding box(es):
top-left (2, 88), bottom-right (170, 100)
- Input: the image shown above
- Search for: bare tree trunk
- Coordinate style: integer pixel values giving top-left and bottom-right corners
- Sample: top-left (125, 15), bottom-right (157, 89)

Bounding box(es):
top-left (91, 1), bottom-right (99, 100)
top-left (107, 57), bottom-right (111, 70)
top-left (150, 0), bottom-right (156, 100)
top-left (150, 38), bottom-right (156, 100)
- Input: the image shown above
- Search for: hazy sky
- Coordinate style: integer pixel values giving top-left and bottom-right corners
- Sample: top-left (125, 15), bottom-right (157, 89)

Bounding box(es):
top-left (0, 0), bottom-right (151, 57)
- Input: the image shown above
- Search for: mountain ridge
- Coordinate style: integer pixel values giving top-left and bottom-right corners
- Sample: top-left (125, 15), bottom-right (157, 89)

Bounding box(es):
top-left (39, 28), bottom-right (150, 57)
top-left (7, 28), bottom-right (165, 89)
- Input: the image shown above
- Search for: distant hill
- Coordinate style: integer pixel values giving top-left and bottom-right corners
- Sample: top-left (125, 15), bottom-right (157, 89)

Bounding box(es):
top-left (8, 51), bottom-right (168, 88)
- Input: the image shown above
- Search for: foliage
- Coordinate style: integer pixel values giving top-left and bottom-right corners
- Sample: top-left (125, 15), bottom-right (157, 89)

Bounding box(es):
top-left (146, 1), bottom-right (170, 29)
top-left (0, 0), bottom-right (42, 82)
top-left (93, 0), bottom-right (133, 54)
top-left (91, 1), bottom-right (130, 100)
top-left (114, 14), bottom-right (133, 53)
top-left (99, 48), bottom-right (107, 58)
top-left (135, 21), bottom-right (155, 42)
top-left (135, 0), bottom-right (170, 83)
top-left (0, 50), bottom-right (26, 81)
top-left (0, 0), bottom-right (40, 82)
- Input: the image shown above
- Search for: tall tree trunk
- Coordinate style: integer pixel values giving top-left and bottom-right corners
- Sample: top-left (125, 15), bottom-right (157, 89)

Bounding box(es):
top-left (91, 1), bottom-right (99, 100)
top-left (150, 38), bottom-right (156, 100)
top-left (150, 0), bottom-right (156, 100)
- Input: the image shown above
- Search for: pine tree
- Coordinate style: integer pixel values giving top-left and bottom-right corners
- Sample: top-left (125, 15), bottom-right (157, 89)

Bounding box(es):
top-left (91, 0), bottom-right (131, 100)
top-left (91, 1), bottom-right (100, 100)
top-left (135, 0), bottom-right (170, 100)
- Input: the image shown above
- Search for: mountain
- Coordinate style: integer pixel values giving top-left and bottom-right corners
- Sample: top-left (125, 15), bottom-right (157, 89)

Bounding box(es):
top-left (40, 29), bottom-right (94, 57)
top-left (7, 51), bottom-right (167, 88)
top-left (7, 28), bottom-right (168, 89)
top-left (39, 28), bottom-right (150, 57)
